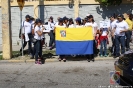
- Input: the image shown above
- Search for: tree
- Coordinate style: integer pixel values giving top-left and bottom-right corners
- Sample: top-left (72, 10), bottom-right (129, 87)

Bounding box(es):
top-left (95, 0), bottom-right (122, 6)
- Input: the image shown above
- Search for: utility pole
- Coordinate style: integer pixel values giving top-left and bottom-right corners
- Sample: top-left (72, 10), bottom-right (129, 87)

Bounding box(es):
top-left (1, 0), bottom-right (12, 59)
top-left (74, 0), bottom-right (79, 19)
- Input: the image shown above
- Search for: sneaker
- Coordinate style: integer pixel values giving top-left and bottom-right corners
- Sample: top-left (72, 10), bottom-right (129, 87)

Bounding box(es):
top-left (35, 61), bottom-right (38, 65)
top-left (100, 55), bottom-right (103, 57)
top-left (104, 55), bottom-right (108, 57)
top-left (38, 59), bottom-right (42, 65)
top-left (58, 58), bottom-right (62, 62)
top-left (63, 58), bottom-right (66, 62)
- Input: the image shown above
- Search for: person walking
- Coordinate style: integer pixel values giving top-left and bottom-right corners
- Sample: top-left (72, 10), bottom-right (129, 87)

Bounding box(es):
top-left (19, 15), bottom-right (33, 58)
top-left (112, 14), bottom-right (129, 58)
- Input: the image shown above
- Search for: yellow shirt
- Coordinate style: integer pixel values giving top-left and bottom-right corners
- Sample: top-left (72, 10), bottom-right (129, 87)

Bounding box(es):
top-left (125, 18), bottom-right (133, 30)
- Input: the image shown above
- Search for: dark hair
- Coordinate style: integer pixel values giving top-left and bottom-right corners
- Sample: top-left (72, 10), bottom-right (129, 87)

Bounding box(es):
top-left (92, 19), bottom-right (95, 23)
top-left (76, 20), bottom-right (82, 25)
top-left (113, 13), bottom-right (117, 19)
top-left (128, 14), bottom-right (133, 21)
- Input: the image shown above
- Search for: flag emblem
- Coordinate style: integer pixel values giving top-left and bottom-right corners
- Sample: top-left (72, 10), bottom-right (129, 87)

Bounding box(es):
top-left (60, 30), bottom-right (66, 37)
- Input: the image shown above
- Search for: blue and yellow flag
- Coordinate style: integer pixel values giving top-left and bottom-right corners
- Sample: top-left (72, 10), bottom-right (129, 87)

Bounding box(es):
top-left (55, 27), bottom-right (94, 55)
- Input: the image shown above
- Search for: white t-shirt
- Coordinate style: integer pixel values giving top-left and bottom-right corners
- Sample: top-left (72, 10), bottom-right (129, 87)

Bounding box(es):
top-left (110, 20), bottom-right (117, 35)
top-left (101, 28), bottom-right (108, 36)
top-left (55, 22), bottom-right (59, 26)
top-left (55, 25), bottom-right (66, 28)
top-left (48, 22), bottom-right (55, 30)
top-left (110, 20), bottom-right (117, 30)
top-left (85, 22), bottom-right (98, 34)
top-left (22, 20), bottom-right (32, 34)
top-left (34, 25), bottom-right (44, 40)
top-left (114, 20), bottom-right (129, 36)
top-left (68, 24), bottom-right (74, 28)
top-left (75, 25), bottom-right (83, 28)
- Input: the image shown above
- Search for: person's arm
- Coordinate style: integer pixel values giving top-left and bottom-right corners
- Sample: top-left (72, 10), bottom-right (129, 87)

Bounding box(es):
top-left (99, 28), bottom-right (103, 35)
top-left (107, 28), bottom-right (109, 35)
top-left (94, 27), bottom-right (98, 36)
top-left (36, 27), bottom-right (44, 36)
top-left (120, 22), bottom-right (129, 33)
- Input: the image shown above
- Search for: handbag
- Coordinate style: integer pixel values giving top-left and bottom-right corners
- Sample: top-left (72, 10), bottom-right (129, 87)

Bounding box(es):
top-left (31, 37), bottom-right (37, 43)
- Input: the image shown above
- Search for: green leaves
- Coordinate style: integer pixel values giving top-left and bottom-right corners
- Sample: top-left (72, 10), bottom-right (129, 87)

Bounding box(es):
top-left (95, 0), bottom-right (122, 6)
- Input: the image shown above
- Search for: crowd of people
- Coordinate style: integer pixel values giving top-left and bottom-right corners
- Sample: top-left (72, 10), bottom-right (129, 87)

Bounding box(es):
top-left (19, 13), bottom-right (133, 64)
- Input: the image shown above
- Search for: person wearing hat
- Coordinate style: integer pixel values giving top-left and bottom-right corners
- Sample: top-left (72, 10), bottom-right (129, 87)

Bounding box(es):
top-left (19, 15), bottom-right (33, 58)
top-left (68, 18), bottom-right (74, 28)
top-left (82, 18), bottom-right (87, 26)
top-left (124, 13), bottom-right (133, 51)
top-left (63, 16), bottom-right (69, 27)
top-left (112, 14), bottom-right (129, 58)
top-left (34, 19), bottom-right (44, 64)
top-left (55, 17), bottom-right (60, 26)
top-left (85, 15), bottom-right (98, 61)
top-left (109, 14), bottom-right (117, 56)
top-left (54, 18), bottom-right (66, 62)
top-left (48, 16), bottom-right (56, 49)
top-left (75, 17), bottom-right (83, 27)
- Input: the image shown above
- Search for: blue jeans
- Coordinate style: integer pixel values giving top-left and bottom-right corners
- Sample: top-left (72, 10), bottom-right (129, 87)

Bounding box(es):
top-left (125, 30), bottom-right (132, 49)
top-left (49, 30), bottom-right (55, 47)
top-left (115, 35), bottom-right (125, 55)
top-left (20, 34), bottom-right (33, 56)
top-left (34, 40), bottom-right (42, 61)
top-left (100, 39), bottom-right (107, 55)
top-left (111, 36), bottom-right (116, 55)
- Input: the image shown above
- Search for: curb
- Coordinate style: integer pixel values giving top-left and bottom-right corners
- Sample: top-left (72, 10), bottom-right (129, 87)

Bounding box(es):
top-left (0, 57), bottom-right (117, 63)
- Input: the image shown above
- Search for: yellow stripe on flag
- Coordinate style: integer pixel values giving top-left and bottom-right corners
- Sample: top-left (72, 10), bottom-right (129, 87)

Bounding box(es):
top-left (55, 27), bottom-right (94, 41)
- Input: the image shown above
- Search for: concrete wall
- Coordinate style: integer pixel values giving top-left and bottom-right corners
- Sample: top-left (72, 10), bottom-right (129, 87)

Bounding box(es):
top-left (1, 4), bottom-right (133, 46)
top-left (0, 6), bottom-right (34, 45)
top-left (39, 5), bottom-right (74, 22)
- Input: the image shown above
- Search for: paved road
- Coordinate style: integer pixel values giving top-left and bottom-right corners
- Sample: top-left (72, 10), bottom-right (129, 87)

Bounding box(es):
top-left (0, 60), bottom-right (122, 88)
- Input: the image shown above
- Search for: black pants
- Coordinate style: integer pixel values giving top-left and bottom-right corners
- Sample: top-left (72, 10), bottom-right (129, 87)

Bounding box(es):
top-left (34, 40), bottom-right (42, 61)
top-left (86, 40), bottom-right (96, 59)
top-left (49, 30), bottom-right (55, 47)
top-left (111, 36), bottom-right (116, 55)
top-left (20, 34), bottom-right (33, 56)
top-left (125, 30), bottom-right (132, 49)
top-left (59, 55), bottom-right (65, 59)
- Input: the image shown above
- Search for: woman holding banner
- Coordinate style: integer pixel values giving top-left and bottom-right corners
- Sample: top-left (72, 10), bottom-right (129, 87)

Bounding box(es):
top-left (85, 15), bottom-right (98, 62)
top-left (55, 18), bottom-right (66, 62)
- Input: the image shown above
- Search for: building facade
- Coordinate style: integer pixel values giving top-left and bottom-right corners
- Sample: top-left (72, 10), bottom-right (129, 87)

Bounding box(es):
top-left (0, 0), bottom-right (133, 46)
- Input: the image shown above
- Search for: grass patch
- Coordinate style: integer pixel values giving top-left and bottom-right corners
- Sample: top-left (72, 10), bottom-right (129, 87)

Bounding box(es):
top-left (0, 55), bottom-right (2, 60)
top-left (43, 50), bottom-right (55, 55)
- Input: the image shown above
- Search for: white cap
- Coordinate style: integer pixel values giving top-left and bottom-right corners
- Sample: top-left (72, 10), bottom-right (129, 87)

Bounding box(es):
top-left (86, 14), bottom-right (90, 16)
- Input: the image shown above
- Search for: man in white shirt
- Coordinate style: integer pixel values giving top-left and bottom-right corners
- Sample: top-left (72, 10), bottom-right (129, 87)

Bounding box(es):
top-left (19, 15), bottom-right (33, 58)
top-left (112, 14), bottom-right (129, 57)
top-left (109, 14), bottom-right (117, 56)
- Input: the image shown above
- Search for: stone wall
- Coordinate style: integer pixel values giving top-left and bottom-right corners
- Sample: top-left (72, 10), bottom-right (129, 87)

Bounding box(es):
top-left (0, 4), bottom-right (133, 46)
top-left (0, 6), bottom-right (34, 45)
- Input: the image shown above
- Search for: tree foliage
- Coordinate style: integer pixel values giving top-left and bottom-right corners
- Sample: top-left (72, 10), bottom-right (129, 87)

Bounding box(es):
top-left (95, 0), bottom-right (122, 6)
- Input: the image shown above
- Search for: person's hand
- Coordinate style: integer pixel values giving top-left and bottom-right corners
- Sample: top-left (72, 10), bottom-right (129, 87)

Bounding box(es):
top-left (19, 34), bottom-right (24, 39)
top-left (120, 30), bottom-right (123, 33)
